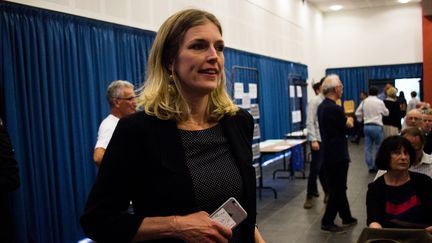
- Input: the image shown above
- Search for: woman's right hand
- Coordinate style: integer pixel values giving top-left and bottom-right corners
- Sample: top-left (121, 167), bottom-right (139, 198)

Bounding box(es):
top-left (173, 211), bottom-right (232, 243)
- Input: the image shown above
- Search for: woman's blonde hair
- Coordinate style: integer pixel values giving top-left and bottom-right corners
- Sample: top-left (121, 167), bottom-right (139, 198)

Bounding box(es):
top-left (137, 9), bottom-right (238, 122)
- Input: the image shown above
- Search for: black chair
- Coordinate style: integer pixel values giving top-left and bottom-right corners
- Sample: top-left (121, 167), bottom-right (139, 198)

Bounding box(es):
top-left (356, 227), bottom-right (432, 243)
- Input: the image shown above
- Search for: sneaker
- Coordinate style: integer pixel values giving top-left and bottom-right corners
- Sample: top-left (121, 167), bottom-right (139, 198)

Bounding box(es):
top-left (342, 217), bottom-right (358, 227)
top-left (324, 193), bottom-right (330, 204)
top-left (303, 197), bottom-right (313, 209)
top-left (321, 224), bottom-right (346, 233)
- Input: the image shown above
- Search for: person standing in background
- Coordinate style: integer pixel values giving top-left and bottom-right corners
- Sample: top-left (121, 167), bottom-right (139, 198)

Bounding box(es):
top-left (318, 74), bottom-right (357, 233)
top-left (407, 91), bottom-right (419, 111)
top-left (0, 118), bottom-right (20, 242)
top-left (397, 91), bottom-right (407, 116)
top-left (351, 91), bottom-right (368, 144)
top-left (377, 83), bottom-right (393, 100)
top-left (422, 109), bottom-right (432, 154)
top-left (355, 86), bottom-right (389, 173)
top-left (304, 77), bottom-right (329, 209)
top-left (383, 87), bottom-right (404, 138)
top-left (93, 80), bottom-right (136, 167)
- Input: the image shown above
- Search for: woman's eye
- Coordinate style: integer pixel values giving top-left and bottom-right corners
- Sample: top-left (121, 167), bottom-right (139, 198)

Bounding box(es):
top-left (215, 44), bottom-right (224, 52)
top-left (190, 42), bottom-right (206, 50)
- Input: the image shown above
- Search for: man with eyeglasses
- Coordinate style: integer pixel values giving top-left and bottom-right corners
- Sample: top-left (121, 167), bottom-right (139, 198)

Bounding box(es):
top-left (375, 127), bottom-right (432, 180)
top-left (93, 80), bottom-right (137, 167)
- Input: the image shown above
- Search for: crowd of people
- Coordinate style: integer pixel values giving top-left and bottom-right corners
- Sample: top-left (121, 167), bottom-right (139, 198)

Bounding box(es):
top-left (304, 79), bottom-right (432, 235)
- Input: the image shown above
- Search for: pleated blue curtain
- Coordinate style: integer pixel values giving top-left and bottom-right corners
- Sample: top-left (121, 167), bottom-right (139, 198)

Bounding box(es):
top-left (1, 2), bottom-right (154, 242)
top-left (325, 67), bottom-right (368, 107)
top-left (326, 63), bottom-right (422, 107)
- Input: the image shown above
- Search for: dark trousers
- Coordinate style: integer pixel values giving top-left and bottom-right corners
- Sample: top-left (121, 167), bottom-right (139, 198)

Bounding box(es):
top-left (0, 194), bottom-right (15, 242)
top-left (321, 161), bottom-right (352, 225)
top-left (307, 143), bottom-right (329, 197)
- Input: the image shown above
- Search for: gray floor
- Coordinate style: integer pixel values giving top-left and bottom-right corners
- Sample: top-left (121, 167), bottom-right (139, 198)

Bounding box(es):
top-left (256, 139), bottom-right (375, 243)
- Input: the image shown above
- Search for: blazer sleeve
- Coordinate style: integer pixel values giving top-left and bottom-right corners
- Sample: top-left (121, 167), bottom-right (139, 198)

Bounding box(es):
top-left (0, 124), bottom-right (20, 192)
top-left (81, 117), bottom-right (145, 243)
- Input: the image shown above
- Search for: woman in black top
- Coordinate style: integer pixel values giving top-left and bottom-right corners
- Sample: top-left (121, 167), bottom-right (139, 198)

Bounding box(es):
top-left (81, 9), bottom-right (264, 243)
top-left (367, 136), bottom-right (432, 232)
top-left (383, 87), bottom-right (404, 137)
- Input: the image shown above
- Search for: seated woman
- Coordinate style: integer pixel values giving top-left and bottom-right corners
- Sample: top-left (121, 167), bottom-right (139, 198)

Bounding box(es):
top-left (367, 135), bottom-right (432, 233)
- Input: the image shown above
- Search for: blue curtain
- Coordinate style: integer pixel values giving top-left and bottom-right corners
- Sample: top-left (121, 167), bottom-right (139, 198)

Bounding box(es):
top-left (327, 63), bottom-right (422, 107)
top-left (1, 2), bottom-right (307, 242)
top-left (1, 2), bottom-right (154, 242)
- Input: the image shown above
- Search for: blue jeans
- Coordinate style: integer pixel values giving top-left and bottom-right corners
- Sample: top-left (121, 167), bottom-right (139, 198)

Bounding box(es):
top-left (363, 124), bottom-right (384, 170)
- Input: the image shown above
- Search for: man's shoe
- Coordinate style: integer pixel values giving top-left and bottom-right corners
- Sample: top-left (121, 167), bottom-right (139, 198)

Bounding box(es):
top-left (342, 217), bottom-right (358, 227)
top-left (324, 193), bottom-right (330, 204)
top-left (321, 224), bottom-right (346, 233)
top-left (303, 197), bottom-right (313, 209)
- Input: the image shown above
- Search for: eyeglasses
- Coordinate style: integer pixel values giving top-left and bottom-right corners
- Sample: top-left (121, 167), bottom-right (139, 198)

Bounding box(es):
top-left (116, 95), bottom-right (137, 101)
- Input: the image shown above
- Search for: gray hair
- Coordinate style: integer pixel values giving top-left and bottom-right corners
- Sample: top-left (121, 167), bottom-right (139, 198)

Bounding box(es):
top-left (106, 80), bottom-right (134, 107)
top-left (321, 74), bottom-right (341, 96)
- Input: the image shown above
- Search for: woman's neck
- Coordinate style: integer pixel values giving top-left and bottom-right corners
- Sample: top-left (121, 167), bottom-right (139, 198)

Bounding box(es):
top-left (384, 170), bottom-right (410, 186)
top-left (177, 95), bottom-right (216, 130)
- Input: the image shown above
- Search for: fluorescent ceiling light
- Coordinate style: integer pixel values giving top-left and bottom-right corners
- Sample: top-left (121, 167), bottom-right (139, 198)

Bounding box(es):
top-left (329, 5), bottom-right (343, 11)
top-left (398, 0), bottom-right (410, 3)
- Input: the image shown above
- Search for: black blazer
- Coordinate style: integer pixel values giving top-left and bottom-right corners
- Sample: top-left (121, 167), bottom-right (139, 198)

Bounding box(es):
top-left (81, 109), bottom-right (256, 242)
top-left (317, 98), bottom-right (350, 164)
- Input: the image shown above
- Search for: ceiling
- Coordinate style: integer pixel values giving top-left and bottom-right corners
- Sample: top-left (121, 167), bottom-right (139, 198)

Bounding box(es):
top-left (306, 0), bottom-right (422, 13)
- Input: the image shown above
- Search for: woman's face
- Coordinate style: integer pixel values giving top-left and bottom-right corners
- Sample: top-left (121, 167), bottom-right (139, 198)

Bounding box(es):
top-left (172, 22), bottom-right (224, 98)
top-left (389, 146), bottom-right (410, 171)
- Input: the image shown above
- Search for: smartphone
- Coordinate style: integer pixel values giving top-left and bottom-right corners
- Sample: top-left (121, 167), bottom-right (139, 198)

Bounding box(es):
top-left (210, 197), bottom-right (248, 229)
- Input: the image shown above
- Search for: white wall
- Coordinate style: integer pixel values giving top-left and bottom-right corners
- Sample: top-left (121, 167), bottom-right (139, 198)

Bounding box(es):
top-left (5, 0), bottom-right (423, 100)
top-left (323, 3), bottom-right (423, 68)
top-left (5, 0), bottom-right (325, 97)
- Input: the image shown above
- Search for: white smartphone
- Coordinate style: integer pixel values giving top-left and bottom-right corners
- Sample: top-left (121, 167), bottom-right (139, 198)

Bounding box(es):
top-left (210, 197), bottom-right (248, 229)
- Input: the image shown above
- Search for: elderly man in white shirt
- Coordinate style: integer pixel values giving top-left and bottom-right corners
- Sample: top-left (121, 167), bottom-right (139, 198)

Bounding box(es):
top-left (355, 86), bottom-right (389, 173)
top-left (375, 127), bottom-right (432, 179)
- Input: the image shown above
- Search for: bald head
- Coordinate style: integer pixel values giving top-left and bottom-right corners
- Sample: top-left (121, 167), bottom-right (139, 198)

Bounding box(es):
top-left (405, 109), bottom-right (423, 129)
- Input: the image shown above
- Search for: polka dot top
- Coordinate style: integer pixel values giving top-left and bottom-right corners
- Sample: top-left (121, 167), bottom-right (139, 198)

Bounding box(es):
top-left (179, 123), bottom-right (244, 213)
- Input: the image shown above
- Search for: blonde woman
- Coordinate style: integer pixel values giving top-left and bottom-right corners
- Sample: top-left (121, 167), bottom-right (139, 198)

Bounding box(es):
top-left (81, 9), bottom-right (264, 243)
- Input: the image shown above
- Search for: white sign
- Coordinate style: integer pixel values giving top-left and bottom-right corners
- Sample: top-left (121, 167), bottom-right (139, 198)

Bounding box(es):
top-left (292, 110), bottom-right (302, 123)
top-left (289, 86), bottom-right (295, 98)
top-left (249, 83), bottom-right (257, 99)
top-left (242, 93), bottom-right (251, 108)
top-left (296, 86), bottom-right (302, 97)
top-left (234, 82), bottom-right (243, 99)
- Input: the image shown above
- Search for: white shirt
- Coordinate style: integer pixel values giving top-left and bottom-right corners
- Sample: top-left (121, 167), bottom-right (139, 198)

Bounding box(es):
top-left (94, 114), bottom-right (120, 149)
top-left (306, 93), bottom-right (324, 142)
top-left (375, 151), bottom-right (432, 179)
top-left (355, 95), bottom-right (389, 126)
top-left (407, 97), bottom-right (419, 111)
